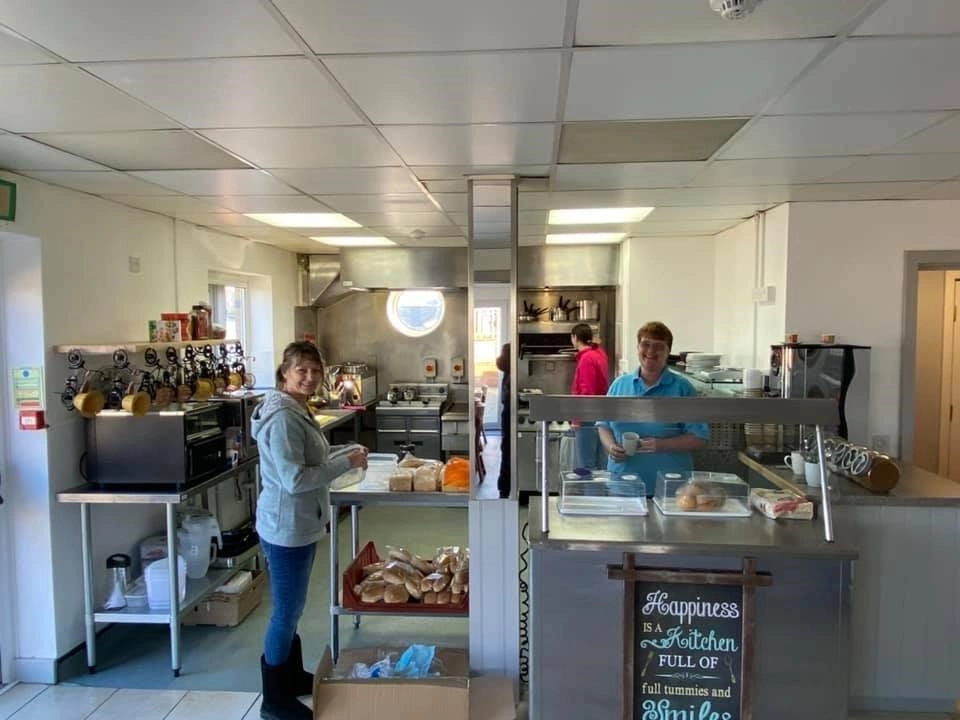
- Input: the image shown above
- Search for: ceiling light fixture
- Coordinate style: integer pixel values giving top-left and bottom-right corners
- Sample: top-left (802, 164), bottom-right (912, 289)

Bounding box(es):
top-left (548, 207), bottom-right (654, 225)
top-left (709, 0), bottom-right (764, 20)
top-left (246, 212), bottom-right (360, 228)
top-left (545, 233), bottom-right (625, 245)
top-left (310, 236), bottom-right (395, 247)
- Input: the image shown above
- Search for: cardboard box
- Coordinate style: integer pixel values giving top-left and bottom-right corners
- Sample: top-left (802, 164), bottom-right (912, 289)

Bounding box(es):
top-left (182, 570), bottom-right (265, 627)
top-left (313, 646), bottom-right (471, 720)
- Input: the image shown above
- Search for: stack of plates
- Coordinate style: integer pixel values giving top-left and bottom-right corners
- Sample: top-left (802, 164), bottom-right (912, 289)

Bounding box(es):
top-left (685, 353), bottom-right (722, 370)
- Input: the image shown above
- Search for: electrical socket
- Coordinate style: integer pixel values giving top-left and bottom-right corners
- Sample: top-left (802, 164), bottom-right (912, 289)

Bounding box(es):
top-left (128, 256), bottom-right (141, 274)
top-left (752, 285), bottom-right (775, 304)
top-left (871, 435), bottom-right (890, 453)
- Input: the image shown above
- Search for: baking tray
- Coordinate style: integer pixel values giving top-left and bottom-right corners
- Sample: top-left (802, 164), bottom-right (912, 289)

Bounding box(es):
top-left (653, 496), bottom-right (752, 518)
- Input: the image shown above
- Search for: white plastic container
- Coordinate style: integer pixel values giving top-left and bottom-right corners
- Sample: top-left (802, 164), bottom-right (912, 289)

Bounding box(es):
top-left (145, 555), bottom-right (187, 610)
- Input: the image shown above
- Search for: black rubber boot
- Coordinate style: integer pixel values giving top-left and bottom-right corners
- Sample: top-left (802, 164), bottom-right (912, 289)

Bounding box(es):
top-left (284, 634), bottom-right (314, 699)
top-left (260, 655), bottom-right (311, 720)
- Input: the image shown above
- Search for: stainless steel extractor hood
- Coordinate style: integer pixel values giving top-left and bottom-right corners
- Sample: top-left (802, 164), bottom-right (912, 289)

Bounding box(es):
top-left (302, 255), bottom-right (360, 308)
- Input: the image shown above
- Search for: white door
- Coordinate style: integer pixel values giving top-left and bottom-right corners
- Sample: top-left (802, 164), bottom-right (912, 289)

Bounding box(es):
top-left (473, 300), bottom-right (509, 429)
top-left (939, 278), bottom-right (960, 480)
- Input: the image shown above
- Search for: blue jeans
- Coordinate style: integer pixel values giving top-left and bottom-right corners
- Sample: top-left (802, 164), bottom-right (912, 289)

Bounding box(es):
top-left (574, 423), bottom-right (604, 470)
top-left (261, 539), bottom-right (317, 666)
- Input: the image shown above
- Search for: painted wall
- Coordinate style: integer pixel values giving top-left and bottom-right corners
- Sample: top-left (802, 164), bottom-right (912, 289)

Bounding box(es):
top-left (713, 205), bottom-right (788, 371)
top-left (784, 200), bottom-right (960, 451)
top-left (620, 236), bottom-right (715, 364)
top-left (913, 270), bottom-right (945, 472)
top-left (0, 171), bottom-right (297, 679)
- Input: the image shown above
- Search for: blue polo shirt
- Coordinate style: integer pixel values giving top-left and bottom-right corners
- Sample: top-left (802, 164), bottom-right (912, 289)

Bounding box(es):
top-left (597, 369), bottom-right (709, 492)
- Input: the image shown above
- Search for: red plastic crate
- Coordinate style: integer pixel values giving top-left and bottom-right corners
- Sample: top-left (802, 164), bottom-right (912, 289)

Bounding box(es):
top-left (342, 541), bottom-right (469, 615)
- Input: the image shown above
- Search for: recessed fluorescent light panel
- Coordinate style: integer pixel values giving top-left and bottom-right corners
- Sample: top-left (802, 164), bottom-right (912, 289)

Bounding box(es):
top-left (246, 212), bottom-right (360, 228)
top-left (310, 236), bottom-right (396, 247)
top-left (545, 233), bottom-right (625, 245)
top-left (548, 207), bottom-right (654, 225)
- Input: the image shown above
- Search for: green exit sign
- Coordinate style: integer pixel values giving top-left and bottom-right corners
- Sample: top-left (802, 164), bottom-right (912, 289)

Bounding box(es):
top-left (0, 179), bottom-right (16, 221)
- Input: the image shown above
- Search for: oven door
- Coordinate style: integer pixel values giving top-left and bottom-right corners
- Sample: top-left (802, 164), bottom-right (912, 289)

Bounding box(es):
top-left (187, 429), bottom-right (228, 483)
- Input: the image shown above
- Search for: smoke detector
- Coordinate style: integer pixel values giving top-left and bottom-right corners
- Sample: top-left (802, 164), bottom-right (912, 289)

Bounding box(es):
top-left (710, 0), bottom-right (764, 20)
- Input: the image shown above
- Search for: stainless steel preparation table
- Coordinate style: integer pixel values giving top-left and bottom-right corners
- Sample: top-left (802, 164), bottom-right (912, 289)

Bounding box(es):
top-left (56, 458), bottom-right (259, 676)
top-left (328, 464), bottom-right (469, 661)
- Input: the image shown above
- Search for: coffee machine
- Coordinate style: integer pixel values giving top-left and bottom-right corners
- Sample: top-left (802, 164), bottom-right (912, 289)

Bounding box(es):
top-left (327, 362), bottom-right (377, 408)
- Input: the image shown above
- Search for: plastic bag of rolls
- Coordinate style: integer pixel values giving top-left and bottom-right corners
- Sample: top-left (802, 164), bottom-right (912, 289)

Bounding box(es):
top-left (349, 543), bottom-right (469, 609)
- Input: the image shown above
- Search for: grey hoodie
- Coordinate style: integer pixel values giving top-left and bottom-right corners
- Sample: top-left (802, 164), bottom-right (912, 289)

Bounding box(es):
top-left (251, 391), bottom-right (355, 547)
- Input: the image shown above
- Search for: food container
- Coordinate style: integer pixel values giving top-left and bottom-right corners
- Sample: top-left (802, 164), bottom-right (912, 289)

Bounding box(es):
top-left (559, 471), bottom-right (647, 516)
top-left (575, 299), bottom-right (599, 321)
top-left (161, 312), bottom-right (191, 341)
top-left (654, 471), bottom-right (751, 518)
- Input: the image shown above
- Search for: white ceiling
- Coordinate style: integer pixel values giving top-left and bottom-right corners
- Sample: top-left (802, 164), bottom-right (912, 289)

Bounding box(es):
top-left (0, 0), bottom-right (959, 253)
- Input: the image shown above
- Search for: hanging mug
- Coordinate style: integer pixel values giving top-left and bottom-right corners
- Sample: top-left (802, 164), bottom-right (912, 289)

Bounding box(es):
top-left (73, 380), bottom-right (105, 418)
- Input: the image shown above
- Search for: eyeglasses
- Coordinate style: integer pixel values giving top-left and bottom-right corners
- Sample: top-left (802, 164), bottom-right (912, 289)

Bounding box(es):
top-left (638, 340), bottom-right (669, 354)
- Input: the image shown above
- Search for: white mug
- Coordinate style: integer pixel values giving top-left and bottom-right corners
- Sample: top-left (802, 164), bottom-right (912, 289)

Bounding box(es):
top-left (804, 460), bottom-right (822, 487)
top-left (621, 432), bottom-right (639, 456)
top-left (783, 451), bottom-right (804, 478)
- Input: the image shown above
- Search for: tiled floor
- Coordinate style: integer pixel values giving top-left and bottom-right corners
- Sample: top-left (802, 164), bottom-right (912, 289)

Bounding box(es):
top-left (1, 684), bottom-right (954, 720)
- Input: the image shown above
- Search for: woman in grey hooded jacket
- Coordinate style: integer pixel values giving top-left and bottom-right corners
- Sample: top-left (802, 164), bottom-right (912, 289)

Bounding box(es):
top-left (252, 341), bottom-right (367, 720)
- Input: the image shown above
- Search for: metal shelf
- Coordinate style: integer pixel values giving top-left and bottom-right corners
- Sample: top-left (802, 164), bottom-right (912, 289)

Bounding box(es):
top-left (331, 607), bottom-right (468, 619)
top-left (94, 568), bottom-right (237, 624)
top-left (52, 339), bottom-right (240, 354)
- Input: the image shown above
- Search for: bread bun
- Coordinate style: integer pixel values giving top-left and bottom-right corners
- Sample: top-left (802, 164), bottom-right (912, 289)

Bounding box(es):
top-left (384, 584), bottom-right (410, 604)
top-left (676, 494), bottom-right (698, 511)
top-left (404, 578), bottom-right (423, 599)
top-left (696, 493), bottom-right (726, 510)
top-left (361, 582), bottom-right (386, 603)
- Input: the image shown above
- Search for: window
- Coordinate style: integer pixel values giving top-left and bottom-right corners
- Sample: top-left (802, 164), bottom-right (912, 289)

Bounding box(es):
top-left (208, 275), bottom-right (250, 349)
top-left (386, 290), bottom-right (446, 338)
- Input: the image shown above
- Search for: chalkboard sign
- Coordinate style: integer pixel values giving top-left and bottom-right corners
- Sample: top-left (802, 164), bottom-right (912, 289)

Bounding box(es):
top-left (608, 557), bottom-right (771, 720)
top-left (635, 582), bottom-right (743, 720)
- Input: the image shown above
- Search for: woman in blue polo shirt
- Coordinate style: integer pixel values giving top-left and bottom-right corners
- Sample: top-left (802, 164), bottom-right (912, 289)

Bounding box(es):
top-left (597, 321), bottom-right (708, 490)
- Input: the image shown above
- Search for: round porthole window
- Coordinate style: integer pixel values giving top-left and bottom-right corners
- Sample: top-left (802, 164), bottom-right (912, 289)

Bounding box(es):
top-left (386, 290), bottom-right (446, 338)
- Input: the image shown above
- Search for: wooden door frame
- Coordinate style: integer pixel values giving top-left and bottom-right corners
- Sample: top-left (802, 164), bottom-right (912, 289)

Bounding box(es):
top-left (937, 272), bottom-right (960, 475)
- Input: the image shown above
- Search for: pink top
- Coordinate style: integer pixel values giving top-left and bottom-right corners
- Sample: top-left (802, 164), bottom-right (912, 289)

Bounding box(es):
top-left (571, 344), bottom-right (610, 396)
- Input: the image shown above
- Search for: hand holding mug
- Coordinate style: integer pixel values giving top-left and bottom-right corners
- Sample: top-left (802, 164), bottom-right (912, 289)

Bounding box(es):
top-left (347, 448), bottom-right (368, 470)
top-left (607, 443), bottom-right (627, 462)
top-left (638, 437), bottom-right (657, 454)
top-left (621, 432), bottom-right (640, 455)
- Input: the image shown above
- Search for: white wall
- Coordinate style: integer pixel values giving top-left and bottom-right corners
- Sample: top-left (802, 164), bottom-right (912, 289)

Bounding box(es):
top-left (620, 236), bottom-right (715, 363)
top-left (785, 200), bottom-right (960, 451)
top-left (0, 171), bottom-right (297, 679)
top-left (713, 205), bottom-right (788, 370)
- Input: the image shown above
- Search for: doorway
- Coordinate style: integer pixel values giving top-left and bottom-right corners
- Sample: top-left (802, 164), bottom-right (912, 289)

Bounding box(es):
top-left (473, 296), bottom-right (509, 431)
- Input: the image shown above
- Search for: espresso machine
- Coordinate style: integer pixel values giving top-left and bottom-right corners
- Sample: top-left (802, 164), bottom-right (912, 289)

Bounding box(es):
top-left (327, 361), bottom-right (377, 408)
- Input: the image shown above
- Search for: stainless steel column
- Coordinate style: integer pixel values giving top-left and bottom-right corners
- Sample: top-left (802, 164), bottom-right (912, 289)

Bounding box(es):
top-left (351, 505), bottom-right (360, 629)
top-left (815, 424), bottom-right (834, 542)
top-left (329, 500), bottom-right (340, 661)
top-left (165, 502), bottom-right (181, 676)
top-left (80, 502), bottom-right (96, 672)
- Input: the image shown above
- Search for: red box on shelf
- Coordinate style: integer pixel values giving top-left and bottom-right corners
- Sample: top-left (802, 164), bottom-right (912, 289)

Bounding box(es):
top-left (342, 541), bottom-right (469, 615)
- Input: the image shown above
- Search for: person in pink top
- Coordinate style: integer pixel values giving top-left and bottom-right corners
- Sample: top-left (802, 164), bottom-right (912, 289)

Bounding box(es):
top-left (570, 323), bottom-right (610, 469)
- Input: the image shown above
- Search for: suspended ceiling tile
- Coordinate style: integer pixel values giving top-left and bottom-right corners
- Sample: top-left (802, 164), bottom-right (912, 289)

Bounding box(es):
top-left (87, 58), bottom-right (360, 129)
top-left (391, 236), bottom-right (467, 248)
top-left (0, 27), bottom-right (54, 64)
top-left (412, 165), bottom-right (549, 181)
top-left (853, 0), bottom-right (960, 36)
top-left (270, 167), bottom-right (421, 195)
top-left (25, 130), bottom-right (249, 170)
top-left (200, 127), bottom-right (397, 169)
top-left (424, 179), bottom-right (467, 193)
top-left (576, 0), bottom-right (874, 45)
top-left (690, 157), bottom-right (858, 186)
top-left (102, 195), bottom-right (232, 215)
top-left (565, 41), bottom-right (825, 121)
top-left (773, 37), bottom-right (960, 114)
top-left (820, 154), bottom-right (960, 183)
top-left (0, 134), bottom-right (105, 170)
top-left (546, 186), bottom-right (794, 208)
top-left (366, 225), bottom-right (465, 239)
top-left (199, 195), bottom-right (331, 214)
top-left (629, 219), bottom-right (744, 235)
top-left (175, 212), bottom-right (271, 227)
top-left (315, 193), bottom-right (436, 213)
top-left (518, 192), bottom-right (551, 210)
top-left (915, 180), bottom-right (960, 200)
top-left (876, 114), bottom-right (960, 155)
top-left (558, 120), bottom-right (747, 163)
top-left (554, 162), bottom-right (705, 190)
top-left (0, 0), bottom-right (299, 61)
top-left (326, 52), bottom-right (562, 124)
top-left (131, 169), bottom-right (297, 196)
top-left (345, 211), bottom-right (456, 228)
top-left (646, 205), bottom-right (766, 222)
top-left (20, 170), bottom-right (178, 195)
top-left (783, 181), bottom-right (939, 201)
top-left (0, 65), bottom-right (175, 132)
top-left (383, 124), bottom-right (556, 167)
top-left (273, 0), bottom-right (566, 53)
top-left (718, 112), bottom-right (947, 159)
top-left (432, 193), bottom-right (468, 212)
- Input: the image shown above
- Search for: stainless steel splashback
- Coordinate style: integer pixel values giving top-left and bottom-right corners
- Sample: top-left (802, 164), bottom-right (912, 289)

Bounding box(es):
top-left (518, 245), bottom-right (619, 288)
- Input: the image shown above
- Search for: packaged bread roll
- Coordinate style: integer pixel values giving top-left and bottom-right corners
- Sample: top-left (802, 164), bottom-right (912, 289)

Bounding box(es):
top-left (365, 570), bottom-right (384, 582)
top-left (423, 591), bottom-right (438, 605)
top-left (420, 576), bottom-right (435, 593)
top-left (410, 555), bottom-right (434, 575)
top-left (398, 453), bottom-right (427, 469)
top-left (389, 469), bottom-right (414, 492)
top-left (454, 569), bottom-right (468, 585)
top-left (450, 578), bottom-right (465, 596)
top-left (432, 573), bottom-right (451, 592)
top-left (386, 545), bottom-right (413, 563)
top-left (384, 584), bottom-right (410, 604)
top-left (404, 578), bottom-right (423, 599)
top-left (362, 561), bottom-right (385, 577)
top-left (451, 591), bottom-right (462, 605)
top-left (413, 464), bottom-right (441, 492)
top-left (361, 582), bottom-right (386, 603)
top-left (437, 590), bottom-right (452, 605)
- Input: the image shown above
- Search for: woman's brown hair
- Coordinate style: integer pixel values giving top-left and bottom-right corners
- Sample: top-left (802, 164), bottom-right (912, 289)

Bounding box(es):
top-left (637, 321), bottom-right (674, 349)
top-left (275, 341), bottom-right (324, 389)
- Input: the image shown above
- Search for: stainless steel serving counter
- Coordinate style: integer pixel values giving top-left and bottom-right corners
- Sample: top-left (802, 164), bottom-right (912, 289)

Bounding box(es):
top-left (528, 496), bottom-right (857, 559)
top-left (740, 452), bottom-right (960, 506)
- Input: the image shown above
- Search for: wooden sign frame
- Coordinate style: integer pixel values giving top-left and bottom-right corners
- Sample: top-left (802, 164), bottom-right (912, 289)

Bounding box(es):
top-left (0, 179), bottom-right (15, 221)
top-left (608, 555), bottom-right (772, 720)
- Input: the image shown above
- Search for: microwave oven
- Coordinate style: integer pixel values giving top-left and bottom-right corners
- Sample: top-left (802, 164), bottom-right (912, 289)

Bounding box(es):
top-left (84, 403), bottom-right (227, 488)
top-left (207, 392), bottom-right (264, 460)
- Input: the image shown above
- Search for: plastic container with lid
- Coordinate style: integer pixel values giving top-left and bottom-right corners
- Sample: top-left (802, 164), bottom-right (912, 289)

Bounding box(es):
top-left (559, 470), bottom-right (647, 516)
top-left (190, 302), bottom-right (211, 340)
top-left (145, 555), bottom-right (188, 610)
top-left (654, 471), bottom-right (751, 518)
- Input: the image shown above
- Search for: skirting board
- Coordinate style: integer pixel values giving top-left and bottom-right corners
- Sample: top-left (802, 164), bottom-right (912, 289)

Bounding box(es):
top-left (13, 657), bottom-right (57, 684)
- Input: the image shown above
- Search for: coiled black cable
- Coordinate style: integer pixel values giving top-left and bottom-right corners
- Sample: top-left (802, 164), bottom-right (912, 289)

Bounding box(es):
top-left (518, 521), bottom-right (530, 684)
